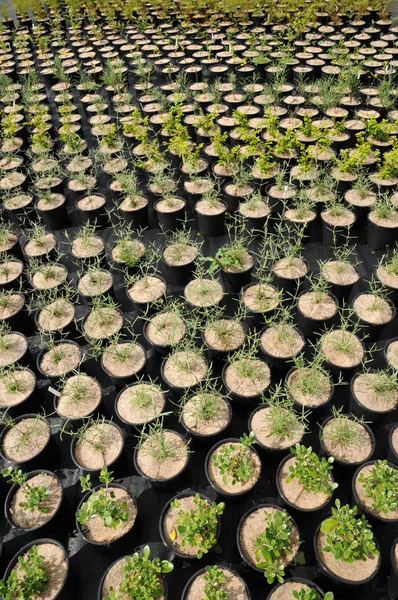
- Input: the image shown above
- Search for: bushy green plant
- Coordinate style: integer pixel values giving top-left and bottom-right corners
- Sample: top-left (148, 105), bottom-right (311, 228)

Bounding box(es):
top-left (254, 509), bottom-right (293, 584)
top-left (77, 466), bottom-right (129, 529)
top-left (292, 588), bottom-right (334, 600)
top-left (357, 460), bottom-right (398, 515)
top-left (103, 545), bottom-right (173, 600)
top-left (286, 444), bottom-right (338, 496)
top-left (0, 545), bottom-right (48, 600)
top-left (202, 566), bottom-right (228, 600)
top-left (170, 493), bottom-right (225, 558)
top-left (320, 499), bottom-right (378, 562)
top-left (1, 467), bottom-right (50, 514)
top-left (212, 432), bottom-right (256, 486)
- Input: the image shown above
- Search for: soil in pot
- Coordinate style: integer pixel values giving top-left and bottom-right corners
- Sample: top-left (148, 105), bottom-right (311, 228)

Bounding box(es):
top-left (73, 421), bottom-right (123, 471)
top-left (0, 367), bottom-right (36, 412)
top-left (223, 359), bottom-right (271, 400)
top-left (0, 259), bottom-right (24, 289)
top-left (240, 283), bottom-right (279, 318)
top-left (272, 256), bottom-right (308, 289)
top-left (135, 430), bottom-right (188, 481)
top-left (116, 382), bottom-right (166, 427)
top-left (127, 275), bottom-right (166, 308)
top-left (183, 566), bottom-right (249, 600)
top-left (38, 342), bottom-right (82, 379)
top-left (78, 269), bottom-right (113, 299)
top-left (0, 331), bottom-right (28, 367)
top-left (102, 342), bottom-right (146, 380)
top-left (260, 325), bottom-right (305, 364)
top-left (37, 300), bottom-right (75, 334)
top-left (250, 405), bottom-right (305, 452)
top-left (321, 259), bottom-right (359, 290)
top-left (56, 374), bottom-right (102, 420)
top-left (278, 454), bottom-right (334, 511)
top-left (23, 233), bottom-right (56, 259)
top-left (1, 416), bottom-right (51, 463)
top-left (32, 264), bottom-right (68, 291)
top-left (185, 278), bottom-right (224, 308)
top-left (204, 319), bottom-right (246, 356)
top-left (352, 292), bottom-right (394, 328)
top-left (386, 339), bottom-right (398, 369)
top-left (8, 471), bottom-right (62, 529)
top-left (351, 372), bottom-right (398, 415)
top-left (162, 351), bottom-right (208, 391)
top-left (71, 235), bottom-right (105, 261)
top-left (145, 311), bottom-right (186, 349)
top-left (321, 415), bottom-right (374, 465)
top-left (286, 367), bottom-right (332, 410)
top-left (267, 580), bottom-right (324, 600)
top-left (321, 329), bottom-right (364, 370)
top-left (83, 306), bottom-right (123, 340)
top-left (181, 393), bottom-right (231, 438)
top-left (0, 292), bottom-right (25, 323)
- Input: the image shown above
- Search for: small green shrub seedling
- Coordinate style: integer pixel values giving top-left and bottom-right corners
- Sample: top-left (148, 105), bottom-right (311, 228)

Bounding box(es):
top-left (320, 499), bottom-right (379, 562)
top-left (170, 493), bottom-right (225, 558)
top-left (212, 431), bottom-right (257, 486)
top-left (103, 545), bottom-right (173, 600)
top-left (286, 444), bottom-right (338, 496)
top-left (1, 467), bottom-right (50, 514)
top-left (357, 460), bottom-right (398, 515)
top-left (292, 587), bottom-right (334, 600)
top-left (202, 565), bottom-right (228, 600)
top-left (0, 545), bottom-right (48, 600)
top-left (77, 466), bottom-right (129, 530)
top-left (254, 509), bottom-right (294, 584)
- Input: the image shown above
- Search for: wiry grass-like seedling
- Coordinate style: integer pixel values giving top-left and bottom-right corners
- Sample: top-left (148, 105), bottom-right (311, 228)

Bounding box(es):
top-left (137, 415), bottom-right (187, 464)
top-left (321, 406), bottom-right (368, 450)
top-left (260, 383), bottom-right (310, 440)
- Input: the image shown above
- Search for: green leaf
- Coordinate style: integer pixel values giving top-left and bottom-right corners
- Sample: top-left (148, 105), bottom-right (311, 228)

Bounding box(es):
top-left (320, 518), bottom-right (337, 533)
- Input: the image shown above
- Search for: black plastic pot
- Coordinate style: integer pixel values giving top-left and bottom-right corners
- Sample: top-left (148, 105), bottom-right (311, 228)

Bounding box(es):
top-left (351, 292), bottom-right (396, 341)
top-left (388, 424), bottom-right (398, 466)
top-left (36, 195), bottom-right (68, 230)
top-left (259, 325), bottom-right (305, 372)
top-left (76, 193), bottom-right (108, 229)
top-left (76, 483), bottom-right (137, 553)
top-left (265, 578), bottom-right (326, 600)
top-left (195, 200), bottom-right (227, 237)
top-left (276, 453), bottom-right (335, 514)
top-left (321, 212), bottom-right (357, 247)
top-left (125, 275), bottom-right (167, 316)
top-left (155, 200), bottom-right (186, 231)
top-left (163, 254), bottom-right (196, 287)
top-left (204, 437), bottom-right (261, 500)
top-left (100, 342), bottom-right (146, 388)
top-left (319, 414), bottom-right (376, 472)
top-left (182, 566), bottom-right (251, 600)
top-left (314, 523), bottom-right (381, 587)
top-left (0, 413), bottom-right (55, 471)
top-left (5, 469), bottom-right (64, 535)
top-left (367, 215), bottom-right (398, 250)
top-left (388, 538), bottom-right (398, 600)
top-left (133, 429), bottom-right (190, 491)
top-left (0, 367), bottom-right (38, 417)
top-left (70, 420), bottom-right (126, 474)
top-left (1, 538), bottom-right (70, 599)
top-left (352, 460), bottom-right (398, 527)
top-left (236, 503), bottom-right (299, 576)
top-left (159, 491), bottom-right (221, 560)
top-left (296, 291), bottom-right (339, 338)
top-left (36, 340), bottom-right (82, 382)
top-left (180, 396), bottom-right (232, 447)
top-left (220, 262), bottom-right (253, 293)
top-left (272, 259), bottom-right (308, 295)
top-left (349, 370), bottom-right (397, 424)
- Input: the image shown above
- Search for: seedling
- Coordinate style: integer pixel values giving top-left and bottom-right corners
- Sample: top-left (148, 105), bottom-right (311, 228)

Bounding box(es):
top-left (286, 444), bottom-right (338, 496)
top-left (77, 466), bottom-right (129, 530)
top-left (212, 432), bottom-right (257, 486)
top-left (103, 545), bottom-right (173, 600)
top-left (170, 493), bottom-right (225, 558)
top-left (320, 499), bottom-right (378, 562)
top-left (358, 460), bottom-right (398, 515)
top-left (0, 545), bottom-right (48, 599)
top-left (137, 417), bottom-right (187, 464)
top-left (322, 407), bottom-right (367, 450)
top-left (1, 467), bottom-right (50, 514)
top-left (261, 383), bottom-right (309, 440)
top-left (254, 509), bottom-right (294, 584)
top-left (292, 588), bottom-right (334, 600)
top-left (202, 565), bottom-right (227, 600)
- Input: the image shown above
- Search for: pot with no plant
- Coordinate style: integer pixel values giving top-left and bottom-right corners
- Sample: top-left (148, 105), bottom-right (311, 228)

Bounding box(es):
top-left (76, 465), bottom-right (137, 552)
top-left (159, 491), bottom-right (225, 560)
top-left (249, 383), bottom-right (308, 462)
top-left (99, 545), bottom-right (174, 600)
top-left (0, 539), bottom-right (70, 600)
top-left (115, 378), bottom-right (167, 430)
top-left (237, 504), bottom-right (300, 584)
top-left (162, 227), bottom-right (199, 286)
top-left (180, 376), bottom-right (232, 445)
top-left (222, 337), bottom-right (271, 408)
top-left (320, 407), bottom-right (375, 473)
top-left (54, 371), bottom-right (102, 425)
top-left (351, 280), bottom-right (396, 341)
top-left (2, 466), bottom-right (63, 536)
top-left (352, 460), bottom-right (398, 533)
top-left (134, 417), bottom-right (190, 491)
top-left (315, 500), bottom-right (380, 586)
top-left (349, 368), bottom-right (398, 423)
top-left (0, 413), bottom-right (54, 471)
top-left (277, 444), bottom-right (337, 515)
top-left (296, 273), bottom-right (339, 338)
top-left (182, 564), bottom-right (252, 600)
top-left (260, 307), bottom-right (305, 372)
top-left (70, 416), bottom-right (125, 475)
top-left (205, 431), bottom-right (261, 499)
